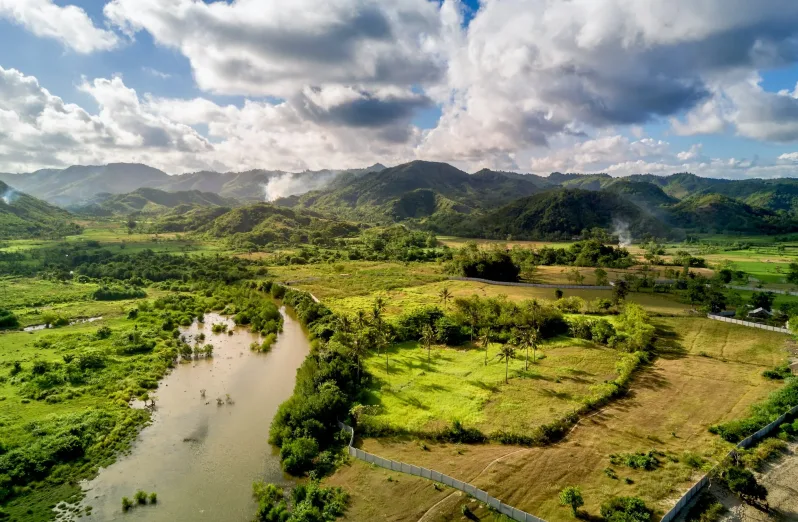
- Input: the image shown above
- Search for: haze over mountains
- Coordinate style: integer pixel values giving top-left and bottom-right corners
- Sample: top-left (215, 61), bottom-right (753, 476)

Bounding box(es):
top-left (4, 159), bottom-right (798, 242)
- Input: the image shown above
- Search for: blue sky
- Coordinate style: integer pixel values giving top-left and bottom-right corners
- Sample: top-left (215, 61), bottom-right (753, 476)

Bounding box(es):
top-left (1, 0), bottom-right (798, 177)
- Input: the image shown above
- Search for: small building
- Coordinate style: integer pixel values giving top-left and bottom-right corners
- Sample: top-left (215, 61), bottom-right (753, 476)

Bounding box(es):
top-left (748, 307), bottom-right (774, 319)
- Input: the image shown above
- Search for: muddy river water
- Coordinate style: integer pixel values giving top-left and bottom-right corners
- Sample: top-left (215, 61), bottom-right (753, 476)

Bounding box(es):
top-left (77, 308), bottom-right (310, 521)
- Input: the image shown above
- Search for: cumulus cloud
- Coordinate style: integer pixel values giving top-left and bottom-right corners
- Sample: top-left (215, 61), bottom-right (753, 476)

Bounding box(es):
top-left (104, 0), bottom-right (449, 97)
top-left (3, 0), bottom-right (798, 178)
top-left (0, 0), bottom-right (118, 53)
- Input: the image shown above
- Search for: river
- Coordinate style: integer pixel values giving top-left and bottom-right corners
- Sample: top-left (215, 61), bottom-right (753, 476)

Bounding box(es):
top-left (76, 307), bottom-right (309, 521)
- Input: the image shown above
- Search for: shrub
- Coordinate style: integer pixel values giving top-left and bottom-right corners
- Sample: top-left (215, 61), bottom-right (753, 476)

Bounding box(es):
top-left (762, 365), bottom-right (792, 380)
top-left (0, 309), bottom-right (19, 330)
top-left (723, 466), bottom-right (768, 504)
top-left (92, 285), bottom-right (147, 301)
top-left (279, 437), bottom-right (319, 475)
top-left (558, 486), bottom-right (584, 517)
top-left (148, 492), bottom-right (157, 504)
top-left (600, 496), bottom-right (652, 522)
top-left (134, 490), bottom-right (147, 504)
top-left (609, 451), bottom-right (660, 471)
top-left (121, 497), bottom-right (133, 512)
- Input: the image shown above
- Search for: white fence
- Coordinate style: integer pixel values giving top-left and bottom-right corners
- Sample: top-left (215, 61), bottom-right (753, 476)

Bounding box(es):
top-left (726, 285), bottom-right (798, 296)
top-left (660, 403), bottom-right (798, 522)
top-left (338, 422), bottom-right (546, 522)
top-left (449, 277), bottom-right (612, 290)
top-left (706, 314), bottom-right (791, 334)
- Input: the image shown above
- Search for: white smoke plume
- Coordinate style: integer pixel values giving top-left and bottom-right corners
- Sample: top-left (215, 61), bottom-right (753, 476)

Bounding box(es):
top-left (612, 219), bottom-right (632, 247)
top-left (262, 171), bottom-right (339, 202)
top-left (1, 187), bottom-right (18, 205)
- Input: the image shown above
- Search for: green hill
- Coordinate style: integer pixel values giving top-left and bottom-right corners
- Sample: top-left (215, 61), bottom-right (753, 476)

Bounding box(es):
top-left (72, 188), bottom-right (238, 216)
top-left (601, 180), bottom-right (678, 210)
top-left (443, 189), bottom-right (673, 241)
top-left (169, 202), bottom-right (361, 247)
top-left (0, 182), bottom-right (81, 239)
top-left (664, 194), bottom-right (798, 234)
top-left (288, 160), bottom-right (545, 222)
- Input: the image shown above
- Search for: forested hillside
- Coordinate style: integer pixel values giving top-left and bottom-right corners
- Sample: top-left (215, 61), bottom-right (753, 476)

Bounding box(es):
top-left (0, 181), bottom-right (81, 239)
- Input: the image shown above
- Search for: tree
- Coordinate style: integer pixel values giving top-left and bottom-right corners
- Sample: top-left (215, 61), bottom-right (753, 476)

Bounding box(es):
top-left (750, 291), bottom-right (776, 311)
top-left (566, 267), bottom-right (585, 285)
top-left (496, 344), bottom-right (517, 384)
top-left (126, 219), bottom-right (137, 235)
top-left (686, 277), bottom-right (707, 309)
top-left (600, 496), bottom-right (652, 522)
top-left (559, 486), bottom-right (584, 517)
top-left (454, 295), bottom-right (482, 341)
top-left (479, 327), bottom-right (492, 366)
top-left (421, 324), bottom-right (436, 363)
top-left (612, 280), bottom-right (629, 304)
top-left (438, 287), bottom-right (453, 308)
top-left (594, 268), bottom-right (609, 287)
top-left (787, 262), bottom-right (798, 285)
top-left (554, 289), bottom-right (564, 300)
top-left (517, 327), bottom-right (540, 371)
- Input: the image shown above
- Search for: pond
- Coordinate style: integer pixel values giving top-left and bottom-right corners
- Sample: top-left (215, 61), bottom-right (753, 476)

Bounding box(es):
top-left (74, 307), bottom-right (310, 521)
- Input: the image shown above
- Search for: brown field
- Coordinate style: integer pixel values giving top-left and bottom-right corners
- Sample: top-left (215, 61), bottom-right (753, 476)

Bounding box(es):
top-left (325, 319), bottom-right (790, 522)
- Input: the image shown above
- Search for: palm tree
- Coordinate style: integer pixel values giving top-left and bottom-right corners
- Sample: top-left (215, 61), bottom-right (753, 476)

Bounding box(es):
top-left (374, 296), bottom-right (387, 315)
top-left (355, 309), bottom-right (367, 330)
top-left (381, 330), bottom-right (392, 374)
top-left (518, 327), bottom-right (541, 372)
top-left (496, 344), bottom-right (517, 384)
top-left (337, 314), bottom-right (353, 335)
top-left (421, 324), bottom-right (436, 363)
top-left (350, 331), bottom-right (368, 384)
top-left (479, 327), bottom-right (492, 366)
top-left (438, 287), bottom-right (452, 309)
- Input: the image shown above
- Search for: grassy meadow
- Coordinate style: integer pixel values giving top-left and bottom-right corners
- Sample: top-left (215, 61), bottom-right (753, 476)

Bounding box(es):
top-left (360, 337), bottom-right (621, 434)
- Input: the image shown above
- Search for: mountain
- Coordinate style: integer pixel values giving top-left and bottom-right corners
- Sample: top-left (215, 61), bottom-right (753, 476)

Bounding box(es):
top-left (601, 180), bottom-right (678, 209)
top-left (443, 188), bottom-right (673, 240)
top-left (664, 194), bottom-right (798, 234)
top-left (165, 202), bottom-right (360, 246)
top-left (0, 163), bottom-right (386, 207)
top-left (71, 188), bottom-right (238, 216)
top-left (0, 182), bottom-right (81, 239)
top-left (0, 164), bottom-right (170, 207)
top-left (286, 160), bottom-right (546, 222)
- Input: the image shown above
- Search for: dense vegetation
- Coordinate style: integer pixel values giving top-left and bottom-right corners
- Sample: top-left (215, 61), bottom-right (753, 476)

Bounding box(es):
top-left (0, 181), bottom-right (82, 239)
top-left (70, 187), bottom-right (236, 217)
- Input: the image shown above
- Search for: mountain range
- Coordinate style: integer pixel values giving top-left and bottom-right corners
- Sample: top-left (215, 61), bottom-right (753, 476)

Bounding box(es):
top-left (4, 159), bottom-right (798, 242)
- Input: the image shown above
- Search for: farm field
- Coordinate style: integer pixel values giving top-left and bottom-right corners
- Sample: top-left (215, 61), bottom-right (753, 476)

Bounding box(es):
top-left (324, 279), bottom-right (694, 318)
top-left (360, 337), bottom-right (621, 434)
top-left (327, 318), bottom-right (791, 522)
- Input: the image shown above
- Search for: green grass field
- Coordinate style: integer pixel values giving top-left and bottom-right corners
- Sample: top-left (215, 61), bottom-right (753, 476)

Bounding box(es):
top-left (360, 338), bottom-right (622, 434)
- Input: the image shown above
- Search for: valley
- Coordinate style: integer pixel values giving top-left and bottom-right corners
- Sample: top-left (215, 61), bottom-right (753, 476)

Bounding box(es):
top-left (1, 162), bottom-right (798, 522)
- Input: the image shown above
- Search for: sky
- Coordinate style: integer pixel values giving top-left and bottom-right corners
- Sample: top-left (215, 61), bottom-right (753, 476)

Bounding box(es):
top-left (1, 0), bottom-right (798, 179)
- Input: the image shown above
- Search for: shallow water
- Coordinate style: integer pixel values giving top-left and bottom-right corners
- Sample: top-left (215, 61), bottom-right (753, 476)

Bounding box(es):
top-left (76, 308), bottom-right (309, 521)
top-left (23, 316), bottom-right (103, 332)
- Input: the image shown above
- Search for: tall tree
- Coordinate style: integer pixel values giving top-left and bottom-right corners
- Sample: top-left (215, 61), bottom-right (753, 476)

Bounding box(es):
top-left (438, 287), bottom-right (453, 308)
top-left (421, 324), bottom-right (436, 363)
top-left (497, 343), bottom-right (517, 384)
top-left (479, 327), bottom-right (492, 366)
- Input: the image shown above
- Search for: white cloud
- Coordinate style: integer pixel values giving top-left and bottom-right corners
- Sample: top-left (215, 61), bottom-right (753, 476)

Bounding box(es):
top-left (0, 0), bottom-right (118, 53)
top-left (142, 67), bottom-right (171, 79)
top-left (104, 0), bottom-right (450, 97)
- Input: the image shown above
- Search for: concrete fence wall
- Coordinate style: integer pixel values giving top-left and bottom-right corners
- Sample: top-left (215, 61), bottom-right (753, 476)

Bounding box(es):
top-left (337, 422), bottom-right (546, 522)
top-left (726, 285), bottom-right (798, 296)
top-left (706, 314), bottom-right (791, 334)
top-left (660, 403), bottom-right (798, 522)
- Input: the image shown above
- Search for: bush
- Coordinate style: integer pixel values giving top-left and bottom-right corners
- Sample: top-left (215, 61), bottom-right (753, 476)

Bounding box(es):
top-left (762, 365), bottom-right (792, 380)
top-left (280, 437), bottom-right (320, 475)
top-left (610, 451), bottom-right (660, 470)
top-left (0, 309), bottom-right (19, 330)
top-left (121, 497), bottom-right (133, 512)
top-left (134, 490), bottom-right (147, 504)
top-left (600, 496), bottom-right (652, 522)
top-left (723, 466), bottom-right (768, 504)
top-left (148, 492), bottom-right (157, 504)
top-left (558, 486), bottom-right (584, 517)
top-left (92, 285), bottom-right (147, 301)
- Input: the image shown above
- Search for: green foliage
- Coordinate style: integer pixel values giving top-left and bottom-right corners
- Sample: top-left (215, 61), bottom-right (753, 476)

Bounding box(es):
top-left (0, 181), bottom-right (82, 239)
top-left (710, 377), bottom-right (798, 442)
top-left (599, 496), bottom-right (653, 522)
top-left (92, 285), bottom-right (147, 301)
top-left (722, 466), bottom-right (768, 503)
top-left (0, 308), bottom-right (19, 329)
top-left (558, 486), bottom-right (584, 517)
top-left (134, 490), bottom-right (148, 504)
top-left (615, 304), bottom-right (655, 351)
top-left (609, 451), bottom-right (661, 471)
top-left (252, 480), bottom-right (348, 522)
top-left (762, 364), bottom-right (792, 380)
top-left (121, 497), bottom-right (133, 512)
top-left (447, 243), bottom-right (520, 282)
